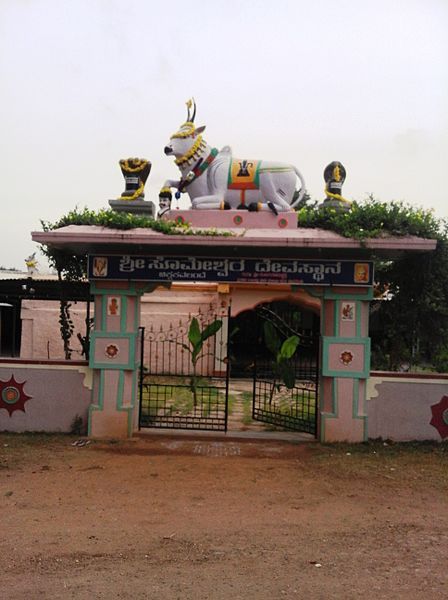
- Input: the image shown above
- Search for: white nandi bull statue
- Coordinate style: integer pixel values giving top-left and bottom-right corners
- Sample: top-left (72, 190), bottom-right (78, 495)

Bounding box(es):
top-left (159, 99), bottom-right (306, 217)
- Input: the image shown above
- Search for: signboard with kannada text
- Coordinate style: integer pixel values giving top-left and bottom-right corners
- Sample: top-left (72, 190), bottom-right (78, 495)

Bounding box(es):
top-left (88, 255), bottom-right (374, 286)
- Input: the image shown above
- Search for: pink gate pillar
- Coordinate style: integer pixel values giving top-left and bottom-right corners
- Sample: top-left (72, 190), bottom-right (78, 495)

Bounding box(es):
top-left (88, 281), bottom-right (143, 438)
top-left (319, 287), bottom-right (372, 442)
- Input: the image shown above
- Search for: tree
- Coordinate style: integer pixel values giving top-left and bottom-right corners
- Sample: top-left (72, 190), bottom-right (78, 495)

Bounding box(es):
top-left (297, 198), bottom-right (448, 371)
top-left (371, 238), bottom-right (448, 370)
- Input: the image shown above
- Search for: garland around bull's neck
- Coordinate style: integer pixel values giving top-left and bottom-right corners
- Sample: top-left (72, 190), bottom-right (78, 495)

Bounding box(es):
top-left (174, 135), bottom-right (207, 168)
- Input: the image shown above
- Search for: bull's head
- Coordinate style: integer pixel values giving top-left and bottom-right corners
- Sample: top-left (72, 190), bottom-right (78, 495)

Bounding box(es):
top-left (164, 98), bottom-right (206, 166)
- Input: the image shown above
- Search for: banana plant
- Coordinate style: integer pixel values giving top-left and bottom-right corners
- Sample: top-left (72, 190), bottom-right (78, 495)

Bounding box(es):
top-left (263, 321), bottom-right (300, 390)
top-left (182, 317), bottom-right (223, 405)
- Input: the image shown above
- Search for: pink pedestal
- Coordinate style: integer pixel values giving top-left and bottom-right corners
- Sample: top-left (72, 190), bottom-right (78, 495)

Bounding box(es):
top-left (161, 209), bottom-right (297, 230)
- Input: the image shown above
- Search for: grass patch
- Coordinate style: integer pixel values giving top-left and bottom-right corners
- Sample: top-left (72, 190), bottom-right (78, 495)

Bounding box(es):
top-left (256, 385), bottom-right (316, 422)
top-left (141, 380), bottom-right (228, 419)
top-left (241, 391), bottom-right (254, 425)
top-left (307, 439), bottom-right (448, 489)
top-left (226, 393), bottom-right (237, 415)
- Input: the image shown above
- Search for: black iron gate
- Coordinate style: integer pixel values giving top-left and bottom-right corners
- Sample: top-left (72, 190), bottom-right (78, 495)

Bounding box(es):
top-left (139, 305), bottom-right (230, 431)
top-left (251, 303), bottom-right (320, 435)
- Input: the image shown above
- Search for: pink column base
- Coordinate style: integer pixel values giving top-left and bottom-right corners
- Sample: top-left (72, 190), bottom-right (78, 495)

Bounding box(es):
top-left (320, 378), bottom-right (366, 442)
top-left (90, 410), bottom-right (130, 438)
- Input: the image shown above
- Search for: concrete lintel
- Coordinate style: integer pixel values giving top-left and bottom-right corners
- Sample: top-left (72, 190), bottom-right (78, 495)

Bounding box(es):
top-left (32, 225), bottom-right (437, 259)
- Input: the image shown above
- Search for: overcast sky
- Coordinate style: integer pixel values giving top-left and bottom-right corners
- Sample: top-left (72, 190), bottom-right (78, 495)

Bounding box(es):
top-left (1, 0), bottom-right (447, 270)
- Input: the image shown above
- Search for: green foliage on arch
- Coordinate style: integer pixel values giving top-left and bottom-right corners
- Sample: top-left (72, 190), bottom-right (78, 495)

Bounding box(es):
top-left (297, 196), bottom-right (442, 240)
top-left (297, 197), bottom-right (448, 371)
top-left (39, 200), bottom-right (448, 371)
top-left (39, 207), bottom-right (233, 280)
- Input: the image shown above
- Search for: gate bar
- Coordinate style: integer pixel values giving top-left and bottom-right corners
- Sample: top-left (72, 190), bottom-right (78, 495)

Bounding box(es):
top-left (224, 304), bottom-right (231, 432)
top-left (314, 336), bottom-right (321, 438)
top-left (138, 326), bottom-right (145, 431)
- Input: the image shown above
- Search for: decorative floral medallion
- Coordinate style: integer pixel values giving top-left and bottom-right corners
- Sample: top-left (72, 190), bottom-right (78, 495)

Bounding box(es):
top-left (105, 344), bottom-right (119, 359)
top-left (233, 214), bottom-right (243, 225)
top-left (278, 218), bottom-right (287, 229)
top-left (339, 350), bottom-right (354, 366)
top-left (0, 376), bottom-right (32, 416)
top-left (430, 396), bottom-right (448, 439)
top-left (175, 216), bottom-right (185, 225)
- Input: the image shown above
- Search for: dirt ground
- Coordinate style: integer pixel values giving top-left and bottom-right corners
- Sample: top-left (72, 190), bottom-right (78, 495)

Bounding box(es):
top-left (1, 433), bottom-right (447, 600)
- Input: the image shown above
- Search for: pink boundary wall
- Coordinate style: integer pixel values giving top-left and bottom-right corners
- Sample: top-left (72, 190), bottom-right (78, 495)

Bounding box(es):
top-left (1, 363), bottom-right (447, 441)
top-left (20, 300), bottom-right (91, 360)
top-left (0, 360), bottom-right (92, 433)
top-left (367, 372), bottom-right (448, 442)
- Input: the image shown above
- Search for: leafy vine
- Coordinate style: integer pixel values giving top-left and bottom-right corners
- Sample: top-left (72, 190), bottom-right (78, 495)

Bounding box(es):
top-left (38, 201), bottom-right (448, 371)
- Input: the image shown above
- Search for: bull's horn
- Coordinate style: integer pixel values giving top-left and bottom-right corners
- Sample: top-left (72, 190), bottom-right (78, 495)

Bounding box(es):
top-left (185, 98), bottom-right (196, 123)
top-left (186, 99), bottom-right (192, 122)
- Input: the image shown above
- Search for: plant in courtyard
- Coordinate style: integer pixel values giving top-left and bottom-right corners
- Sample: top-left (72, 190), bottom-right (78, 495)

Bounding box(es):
top-left (263, 321), bottom-right (300, 390)
top-left (182, 317), bottom-right (223, 405)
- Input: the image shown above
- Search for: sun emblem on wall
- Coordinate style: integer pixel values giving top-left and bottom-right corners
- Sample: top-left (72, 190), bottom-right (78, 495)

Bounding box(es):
top-left (339, 350), bottom-right (354, 366)
top-left (0, 376), bottom-right (33, 416)
top-left (430, 396), bottom-right (448, 439)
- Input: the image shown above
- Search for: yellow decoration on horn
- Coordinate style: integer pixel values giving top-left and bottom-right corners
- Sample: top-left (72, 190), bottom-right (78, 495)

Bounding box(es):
top-left (333, 165), bottom-right (341, 182)
top-left (171, 121), bottom-right (196, 139)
